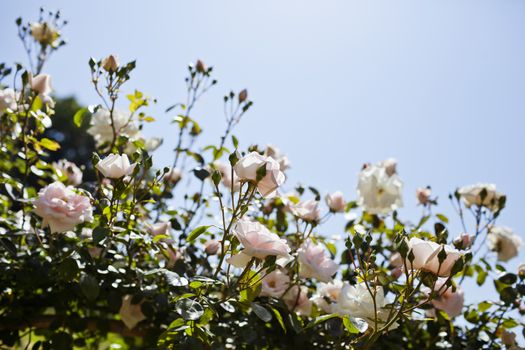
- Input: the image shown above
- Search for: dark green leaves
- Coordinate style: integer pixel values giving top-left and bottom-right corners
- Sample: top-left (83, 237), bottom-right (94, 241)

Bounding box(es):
top-left (80, 274), bottom-right (100, 301)
top-left (251, 302), bottom-right (272, 322)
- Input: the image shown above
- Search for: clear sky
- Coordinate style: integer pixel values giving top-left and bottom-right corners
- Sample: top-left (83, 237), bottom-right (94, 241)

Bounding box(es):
top-left (3, 0), bottom-right (525, 304)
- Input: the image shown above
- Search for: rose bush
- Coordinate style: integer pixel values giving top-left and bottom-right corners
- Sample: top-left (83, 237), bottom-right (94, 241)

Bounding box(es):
top-left (0, 9), bottom-right (524, 350)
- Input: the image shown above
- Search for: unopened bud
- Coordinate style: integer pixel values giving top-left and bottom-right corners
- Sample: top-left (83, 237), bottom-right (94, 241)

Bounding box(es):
top-left (196, 59), bottom-right (206, 73)
top-left (238, 89), bottom-right (248, 103)
top-left (518, 263), bottom-right (525, 279)
top-left (204, 239), bottom-right (220, 255)
top-left (102, 55), bottom-right (119, 72)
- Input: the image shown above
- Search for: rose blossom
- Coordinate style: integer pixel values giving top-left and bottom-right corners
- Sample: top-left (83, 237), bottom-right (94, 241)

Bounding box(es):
top-left (518, 263), bottom-right (525, 279)
top-left (233, 152), bottom-right (285, 197)
top-left (164, 168), bottom-right (182, 185)
top-left (147, 221), bottom-right (172, 238)
top-left (312, 280), bottom-right (343, 313)
top-left (334, 282), bottom-right (395, 330)
top-left (325, 191), bottom-right (346, 213)
top-left (96, 153), bottom-right (136, 179)
top-left (53, 159), bottom-right (82, 186)
top-left (487, 226), bottom-right (522, 262)
top-left (457, 183), bottom-right (505, 212)
top-left (30, 22), bottom-right (59, 45)
top-left (298, 240), bottom-right (338, 282)
top-left (282, 285), bottom-right (312, 316)
top-left (452, 233), bottom-right (475, 250)
top-left (204, 239), bottom-right (220, 255)
top-left (260, 269), bottom-right (290, 298)
top-left (290, 199), bottom-right (321, 222)
top-left (88, 108), bottom-right (139, 147)
top-left (406, 237), bottom-right (462, 277)
top-left (264, 144), bottom-right (291, 171)
top-left (231, 219), bottom-right (290, 260)
top-left (0, 88), bottom-right (17, 115)
top-left (213, 161), bottom-right (240, 191)
top-left (357, 160), bottom-right (403, 215)
top-left (430, 278), bottom-right (464, 318)
top-left (119, 295), bottom-right (146, 330)
top-left (381, 158), bottom-right (397, 176)
top-left (33, 181), bottom-right (93, 233)
top-left (29, 73), bottom-right (53, 104)
top-left (102, 54), bottom-right (119, 72)
top-left (416, 187), bottom-right (432, 205)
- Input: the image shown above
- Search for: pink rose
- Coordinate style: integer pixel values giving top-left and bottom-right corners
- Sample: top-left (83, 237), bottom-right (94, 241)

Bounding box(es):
top-left (430, 279), bottom-right (464, 318)
top-left (325, 191), bottom-right (346, 213)
top-left (119, 295), bottom-right (146, 330)
top-left (33, 181), bottom-right (93, 233)
top-left (290, 200), bottom-right (321, 222)
top-left (313, 280), bottom-right (343, 313)
top-left (29, 73), bottom-right (52, 96)
top-left (232, 219), bottom-right (290, 260)
top-left (298, 240), bottom-right (338, 282)
top-left (233, 152), bottom-right (285, 197)
top-left (406, 237), bottom-right (462, 277)
top-left (453, 233), bottom-right (475, 250)
top-left (416, 187), bottom-right (432, 205)
top-left (260, 269), bottom-right (290, 298)
top-left (204, 239), bottom-right (220, 255)
top-left (213, 161), bottom-right (240, 191)
top-left (283, 285), bottom-right (312, 316)
top-left (147, 222), bottom-right (172, 240)
top-left (96, 153), bottom-right (136, 179)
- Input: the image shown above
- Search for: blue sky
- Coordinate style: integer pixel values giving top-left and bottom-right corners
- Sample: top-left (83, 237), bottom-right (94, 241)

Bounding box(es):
top-left (3, 0), bottom-right (525, 304)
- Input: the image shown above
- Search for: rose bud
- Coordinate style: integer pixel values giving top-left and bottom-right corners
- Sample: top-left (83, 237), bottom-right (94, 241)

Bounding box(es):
top-left (238, 89), bottom-right (248, 103)
top-left (102, 54), bottom-right (119, 72)
top-left (196, 59), bottom-right (206, 73)
top-left (453, 233), bottom-right (475, 250)
top-left (416, 187), bottom-right (432, 205)
top-left (204, 239), bottom-right (220, 255)
top-left (518, 263), bottom-right (525, 279)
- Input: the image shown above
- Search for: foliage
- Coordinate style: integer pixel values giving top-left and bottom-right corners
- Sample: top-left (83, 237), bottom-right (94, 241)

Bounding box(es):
top-left (0, 9), bottom-right (524, 350)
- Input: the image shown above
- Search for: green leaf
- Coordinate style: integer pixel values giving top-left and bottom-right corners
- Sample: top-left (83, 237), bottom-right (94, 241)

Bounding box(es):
top-left (187, 226), bottom-right (211, 242)
top-left (251, 302), bottom-right (272, 322)
top-left (92, 227), bottom-right (110, 244)
top-left (39, 138), bottom-right (60, 151)
top-left (73, 107), bottom-right (88, 127)
top-left (271, 307), bottom-right (286, 333)
top-left (80, 274), bottom-right (100, 301)
top-left (342, 316), bottom-right (360, 334)
top-left (175, 299), bottom-right (204, 321)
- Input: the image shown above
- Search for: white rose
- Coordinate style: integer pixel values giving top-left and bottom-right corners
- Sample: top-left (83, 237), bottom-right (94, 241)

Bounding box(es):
top-left (357, 160), bottom-right (403, 215)
top-left (53, 159), bottom-right (83, 186)
top-left (457, 183), bottom-right (505, 212)
top-left (416, 187), bottom-right (432, 205)
top-left (290, 199), bottom-right (321, 222)
top-left (298, 240), bottom-right (338, 282)
top-left (487, 226), bottom-right (522, 262)
top-left (88, 108), bottom-right (139, 147)
top-left (334, 282), bottom-right (394, 330)
top-left (233, 152), bottom-right (285, 197)
top-left (96, 153), bottom-right (136, 179)
top-left (164, 168), bottom-right (182, 185)
top-left (325, 191), bottom-right (346, 213)
top-left (312, 280), bottom-right (343, 313)
top-left (30, 22), bottom-right (59, 45)
top-left (0, 88), bottom-right (18, 115)
top-left (406, 237), bottom-right (462, 277)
